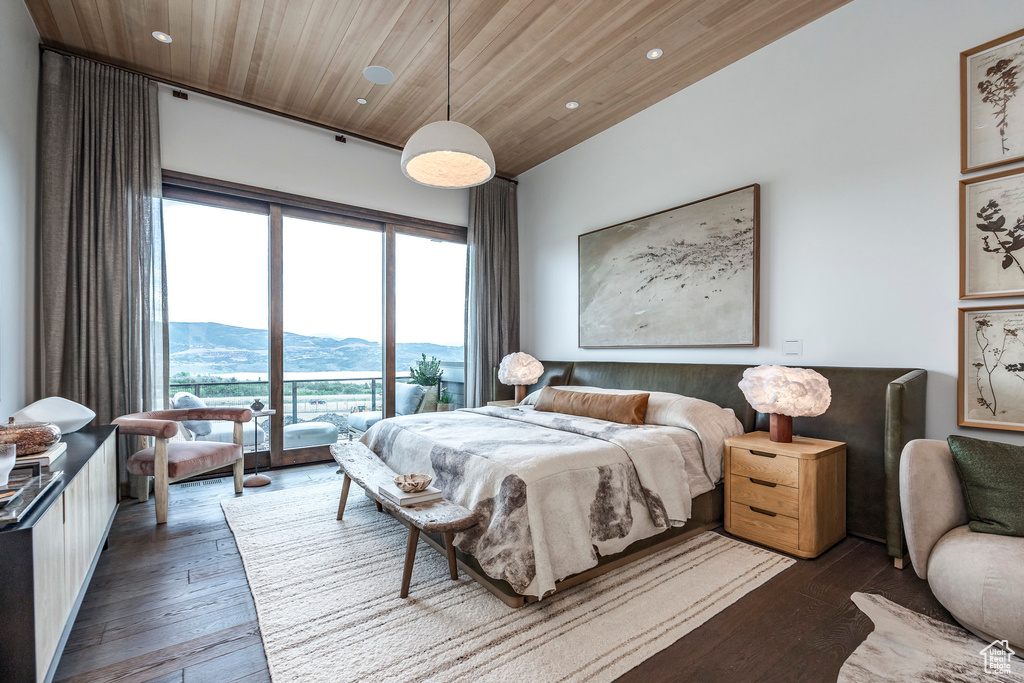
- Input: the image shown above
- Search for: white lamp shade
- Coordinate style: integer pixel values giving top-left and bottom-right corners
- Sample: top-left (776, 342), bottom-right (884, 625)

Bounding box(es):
top-left (498, 353), bottom-right (544, 386)
top-left (401, 120), bottom-right (496, 189)
top-left (738, 365), bottom-right (831, 417)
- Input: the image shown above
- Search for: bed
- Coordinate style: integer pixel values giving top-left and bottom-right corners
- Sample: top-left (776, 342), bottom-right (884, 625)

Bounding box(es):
top-left (361, 361), bottom-right (926, 606)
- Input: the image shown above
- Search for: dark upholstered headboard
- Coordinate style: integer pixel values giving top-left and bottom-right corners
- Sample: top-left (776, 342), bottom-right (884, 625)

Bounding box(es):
top-left (494, 361), bottom-right (927, 561)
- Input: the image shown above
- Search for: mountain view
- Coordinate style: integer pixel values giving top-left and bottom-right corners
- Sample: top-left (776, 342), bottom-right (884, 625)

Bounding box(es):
top-left (169, 322), bottom-right (463, 375)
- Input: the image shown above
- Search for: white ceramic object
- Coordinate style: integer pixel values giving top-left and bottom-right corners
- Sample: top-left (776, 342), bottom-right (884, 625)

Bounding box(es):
top-left (12, 397), bottom-right (95, 434)
top-left (0, 444), bottom-right (16, 488)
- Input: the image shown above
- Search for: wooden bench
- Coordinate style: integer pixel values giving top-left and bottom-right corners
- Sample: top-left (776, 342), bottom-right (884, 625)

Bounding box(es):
top-left (330, 443), bottom-right (479, 598)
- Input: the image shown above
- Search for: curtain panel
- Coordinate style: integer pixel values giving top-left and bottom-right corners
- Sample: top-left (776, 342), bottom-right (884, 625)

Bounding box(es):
top-left (465, 178), bottom-right (520, 407)
top-left (36, 51), bottom-right (168, 471)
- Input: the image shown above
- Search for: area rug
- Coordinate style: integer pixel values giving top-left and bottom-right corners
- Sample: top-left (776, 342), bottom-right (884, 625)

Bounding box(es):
top-left (839, 593), bottom-right (1024, 682)
top-left (221, 481), bottom-right (794, 683)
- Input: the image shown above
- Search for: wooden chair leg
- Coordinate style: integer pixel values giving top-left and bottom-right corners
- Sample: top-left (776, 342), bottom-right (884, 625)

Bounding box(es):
top-left (444, 532), bottom-right (458, 580)
top-left (154, 439), bottom-right (169, 525)
top-left (134, 474), bottom-right (150, 502)
top-left (232, 422), bottom-right (246, 494)
top-left (400, 526), bottom-right (420, 598)
top-left (337, 475), bottom-right (352, 520)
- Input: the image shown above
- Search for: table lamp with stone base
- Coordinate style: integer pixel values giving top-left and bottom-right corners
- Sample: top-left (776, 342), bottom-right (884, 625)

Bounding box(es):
top-left (738, 365), bottom-right (832, 443)
top-left (498, 352), bottom-right (544, 404)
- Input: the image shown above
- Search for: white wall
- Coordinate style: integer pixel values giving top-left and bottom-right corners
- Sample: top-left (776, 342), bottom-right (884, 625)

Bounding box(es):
top-left (517, 0), bottom-right (1024, 442)
top-left (0, 1), bottom-right (38, 419)
top-left (159, 88), bottom-right (469, 227)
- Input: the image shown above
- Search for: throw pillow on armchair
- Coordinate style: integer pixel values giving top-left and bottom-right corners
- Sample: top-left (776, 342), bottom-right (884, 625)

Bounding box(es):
top-left (947, 435), bottom-right (1024, 537)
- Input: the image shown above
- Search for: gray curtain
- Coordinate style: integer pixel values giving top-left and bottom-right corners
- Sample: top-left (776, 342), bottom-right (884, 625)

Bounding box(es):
top-left (465, 177), bottom-right (520, 407)
top-left (36, 51), bottom-right (168, 438)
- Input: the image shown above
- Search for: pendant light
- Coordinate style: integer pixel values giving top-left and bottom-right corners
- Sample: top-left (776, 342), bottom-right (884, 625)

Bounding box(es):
top-left (401, 0), bottom-right (495, 189)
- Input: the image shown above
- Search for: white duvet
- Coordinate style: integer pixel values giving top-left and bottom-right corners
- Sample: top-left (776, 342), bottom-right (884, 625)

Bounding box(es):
top-left (361, 394), bottom-right (741, 598)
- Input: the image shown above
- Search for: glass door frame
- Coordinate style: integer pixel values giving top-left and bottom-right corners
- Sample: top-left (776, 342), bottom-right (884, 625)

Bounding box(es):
top-left (163, 170), bottom-right (467, 467)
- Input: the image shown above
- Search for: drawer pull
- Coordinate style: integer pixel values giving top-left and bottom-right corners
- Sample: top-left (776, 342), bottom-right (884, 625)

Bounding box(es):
top-left (749, 450), bottom-right (777, 458)
top-left (749, 477), bottom-right (777, 488)
top-left (749, 506), bottom-right (777, 517)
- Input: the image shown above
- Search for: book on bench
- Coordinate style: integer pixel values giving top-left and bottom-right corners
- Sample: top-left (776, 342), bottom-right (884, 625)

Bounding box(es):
top-left (377, 482), bottom-right (443, 507)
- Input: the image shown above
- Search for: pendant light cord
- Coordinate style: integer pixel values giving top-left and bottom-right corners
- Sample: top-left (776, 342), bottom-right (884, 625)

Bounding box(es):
top-left (447, 0), bottom-right (451, 122)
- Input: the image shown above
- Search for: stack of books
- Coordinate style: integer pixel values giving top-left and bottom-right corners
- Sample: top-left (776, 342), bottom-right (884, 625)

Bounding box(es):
top-left (16, 441), bottom-right (67, 468)
top-left (377, 482), bottom-right (443, 507)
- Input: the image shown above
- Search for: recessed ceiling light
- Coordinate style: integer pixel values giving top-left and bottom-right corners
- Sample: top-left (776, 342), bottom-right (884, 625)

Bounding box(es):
top-left (356, 98), bottom-right (367, 105)
top-left (363, 66), bottom-right (394, 85)
top-left (565, 101), bottom-right (580, 110)
top-left (647, 48), bottom-right (663, 60)
top-left (152, 31), bottom-right (173, 43)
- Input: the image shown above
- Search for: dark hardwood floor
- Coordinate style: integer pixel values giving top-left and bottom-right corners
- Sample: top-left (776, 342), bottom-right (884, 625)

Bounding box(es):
top-left (56, 464), bottom-right (953, 683)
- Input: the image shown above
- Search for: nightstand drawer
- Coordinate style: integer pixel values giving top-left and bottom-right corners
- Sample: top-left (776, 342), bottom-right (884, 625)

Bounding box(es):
top-left (730, 448), bottom-right (799, 487)
top-left (730, 474), bottom-right (799, 518)
top-left (729, 501), bottom-right (799, 550)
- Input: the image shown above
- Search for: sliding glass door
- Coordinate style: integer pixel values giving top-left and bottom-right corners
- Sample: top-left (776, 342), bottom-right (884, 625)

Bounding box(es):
top-left (162, 175), bottom-right (467, 466)
top-left (163, 198), bottom-right (271, 454)
top-left (395, 233), bottom-right (468, 409)
top-left (281, 215), bottom-right (384, 455)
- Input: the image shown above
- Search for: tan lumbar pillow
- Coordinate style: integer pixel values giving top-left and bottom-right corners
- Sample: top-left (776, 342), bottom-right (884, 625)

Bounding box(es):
top-left (533, 385), bottom-right (649, 425)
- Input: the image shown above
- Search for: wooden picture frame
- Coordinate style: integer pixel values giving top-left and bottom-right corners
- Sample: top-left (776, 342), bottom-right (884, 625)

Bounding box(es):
top-left (961, 28), bottom-right (1024, 173)
top-left (578, 184), bottom-right (759, 348)
top-left (958, 304), bottom-right (1024, 432)
top-left (960, 166), bottom-right (1024, 298)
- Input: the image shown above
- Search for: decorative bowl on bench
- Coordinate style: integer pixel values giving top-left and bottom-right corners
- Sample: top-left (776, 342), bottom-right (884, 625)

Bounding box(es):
top-left (394, 474), bottom-right (432, 493)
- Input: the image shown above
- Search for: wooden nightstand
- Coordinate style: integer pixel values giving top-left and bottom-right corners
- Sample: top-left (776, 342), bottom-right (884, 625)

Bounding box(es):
top-left (486, 400), bottom-right (519, 408)
top-left (723, 431), bottom-right (846, 559)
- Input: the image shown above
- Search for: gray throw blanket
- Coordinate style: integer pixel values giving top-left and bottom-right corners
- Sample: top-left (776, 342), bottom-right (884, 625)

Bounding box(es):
top-left (362, 406), bottom-right (726, 597)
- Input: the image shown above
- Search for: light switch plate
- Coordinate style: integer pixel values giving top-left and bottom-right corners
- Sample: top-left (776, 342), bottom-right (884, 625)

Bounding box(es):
top-left (783, 339), bottom-right (803, 356)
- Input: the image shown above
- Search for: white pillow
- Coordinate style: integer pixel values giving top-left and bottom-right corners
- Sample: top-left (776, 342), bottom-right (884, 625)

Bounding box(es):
top-left (520, 385), bottom-right (742, 483)
top-left (171, 392), bottom-right (213, 436)
top-left (12, 397), bottom-right (95, 433)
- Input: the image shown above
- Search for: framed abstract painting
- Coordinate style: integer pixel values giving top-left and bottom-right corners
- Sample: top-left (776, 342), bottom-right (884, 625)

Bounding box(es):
top-left (959, 304), bottom-right (1024, 432)
top-left (962, 28), bottom-right (1024, 173)
top-left (578, 184), bottom-right (759, 348)
top-left (960, 166), bottom-right (1024, 298)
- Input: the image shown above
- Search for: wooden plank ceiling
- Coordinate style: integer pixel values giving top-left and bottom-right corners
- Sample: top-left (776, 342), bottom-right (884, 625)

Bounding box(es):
top-left (25, 0), bottom-right (850, 177)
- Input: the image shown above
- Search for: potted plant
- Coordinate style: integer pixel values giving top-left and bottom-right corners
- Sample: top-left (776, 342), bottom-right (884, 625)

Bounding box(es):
top-left (409, 354), bottom-right (443, 386)
top-left (436, 387), bottom-right (453, 412)
top-left (409, 354), bottom-right (442, 411)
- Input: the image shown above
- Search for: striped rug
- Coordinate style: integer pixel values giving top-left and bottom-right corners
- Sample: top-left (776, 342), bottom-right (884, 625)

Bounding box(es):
top-left (222, 480), bottom-right (794, 683)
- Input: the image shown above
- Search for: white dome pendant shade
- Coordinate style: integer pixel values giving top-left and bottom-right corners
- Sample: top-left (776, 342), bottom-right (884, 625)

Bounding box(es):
top-left (400, 0), bottom-right (495, 189)
top-left (401, 120), bottom-right (495, 189)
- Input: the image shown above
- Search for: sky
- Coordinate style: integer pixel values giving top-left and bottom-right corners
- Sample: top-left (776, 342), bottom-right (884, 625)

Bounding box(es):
top-left (164, 200), bottom-right (467, 346)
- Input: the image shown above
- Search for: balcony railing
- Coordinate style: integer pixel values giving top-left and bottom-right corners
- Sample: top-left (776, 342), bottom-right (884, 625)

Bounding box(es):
top-left (170, 368), bottom-right (465, 425)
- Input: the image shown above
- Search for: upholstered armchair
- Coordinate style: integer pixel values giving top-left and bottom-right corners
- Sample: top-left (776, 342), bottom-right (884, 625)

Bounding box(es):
top-left (899, 439), bottom-right (1024, 650)
top-left (113, 407), bottom-right (252, 524)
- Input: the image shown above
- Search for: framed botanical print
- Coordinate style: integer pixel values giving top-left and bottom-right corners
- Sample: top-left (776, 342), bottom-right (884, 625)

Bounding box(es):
top-left (962, 28), bottom-right (1024, 173)
top-left (961, 166), bottom-right (1024, 298)
top-left (578, 184), bottom-right (759, 348)
top-left (959, 304), bottom-right (1024, 431)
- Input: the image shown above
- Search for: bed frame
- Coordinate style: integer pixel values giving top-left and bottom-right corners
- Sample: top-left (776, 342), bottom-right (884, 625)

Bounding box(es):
top-left (413, 361), bottom-right (924, 607)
